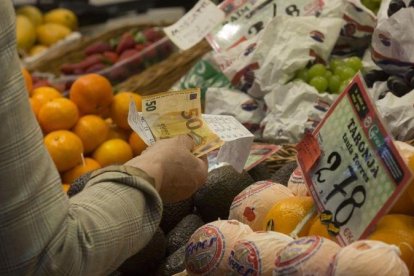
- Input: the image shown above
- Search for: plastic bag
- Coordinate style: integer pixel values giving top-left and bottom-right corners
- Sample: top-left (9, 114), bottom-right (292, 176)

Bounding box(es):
top-left (216, 16), bottom-right (343, 99)
top-left (261, 81), bottom-right (337, 143)
top-left (204, 87), bottom-right (266, 135)
top-left (371, 0), bottom-right (414, 75)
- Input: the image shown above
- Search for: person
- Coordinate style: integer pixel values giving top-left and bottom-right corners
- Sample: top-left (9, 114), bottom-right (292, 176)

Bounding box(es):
top-left (0, 1), bottom-right (208, 275)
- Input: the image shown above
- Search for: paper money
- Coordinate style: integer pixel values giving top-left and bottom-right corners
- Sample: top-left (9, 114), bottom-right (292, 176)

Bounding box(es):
top-left (141, 88), bottom-right (224, 157)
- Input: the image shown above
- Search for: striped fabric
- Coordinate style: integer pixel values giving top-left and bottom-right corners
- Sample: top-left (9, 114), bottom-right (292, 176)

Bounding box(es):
top-left (0, 1), bottom-right (162, 275)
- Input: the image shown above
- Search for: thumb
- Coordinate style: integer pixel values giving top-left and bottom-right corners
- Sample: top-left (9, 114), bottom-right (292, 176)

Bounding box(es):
top-left (177, 134), bottom-right (196, 150)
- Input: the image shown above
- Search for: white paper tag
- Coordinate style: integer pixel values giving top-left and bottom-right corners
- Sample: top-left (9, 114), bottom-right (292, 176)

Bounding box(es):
top-left (128, 101), bottom-right (156, 146)
top-left (163, 0), bottom-right (226, 50)
top-left (203, 114), bottom-right (255, 172)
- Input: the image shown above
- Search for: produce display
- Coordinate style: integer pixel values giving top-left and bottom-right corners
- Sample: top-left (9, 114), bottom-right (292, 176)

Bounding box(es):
top-left (59, 27), bottom-right (170, 78)
top-left (16, 0), bottom-right (414, 275)
top-left (16, 5), bottom-right (78, 56)
top-left (24, 71), bottom-right (147, 187)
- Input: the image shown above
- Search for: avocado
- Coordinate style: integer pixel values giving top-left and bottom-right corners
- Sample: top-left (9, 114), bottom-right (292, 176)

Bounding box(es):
top-left (156, 245), bottom-right (186, 276)
top-left (166, 214), bottom-right (204, 255)
top-left (194, 165), bottom-right (254, 222)
top-left (248, 163), bottom-right (272, 182)
top-left (270, 161), bottom-right (298, 185)
top-left (160, 197), bottom-right (194, 234)
top-left (117, 228), bottom-right (166, 276)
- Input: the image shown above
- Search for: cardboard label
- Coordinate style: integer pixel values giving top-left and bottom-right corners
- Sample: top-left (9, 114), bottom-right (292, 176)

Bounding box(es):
top-left (163, 0), bottom-right (225, 50)
top-left (297, 73), bottom-right (413, 245)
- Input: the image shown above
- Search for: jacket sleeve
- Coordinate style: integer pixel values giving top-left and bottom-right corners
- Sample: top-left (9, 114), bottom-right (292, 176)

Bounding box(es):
top-left (0, 1), bottom-right (162, 275)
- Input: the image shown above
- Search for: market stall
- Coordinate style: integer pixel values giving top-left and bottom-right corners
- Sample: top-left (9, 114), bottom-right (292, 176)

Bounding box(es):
top-left (14, 0), bottom-right (414, 275)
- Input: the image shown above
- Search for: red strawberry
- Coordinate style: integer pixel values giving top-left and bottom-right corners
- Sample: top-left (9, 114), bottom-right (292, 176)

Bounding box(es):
top-left (85, 62), bottom-right (107, 73)
top-left (119, 49), bottom-right (139, 62)
top-left (143, 28), bottom-right (163, 42)
top-left (103, 51), bottom-right (119, 64)
top-left (116, 33), bottom-right (136, 54)
top-left (84, 42), bottom-right (112, 56)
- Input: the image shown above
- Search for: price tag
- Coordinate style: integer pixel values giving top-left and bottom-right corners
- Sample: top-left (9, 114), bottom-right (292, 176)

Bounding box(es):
top-left (163, 0), bottom-right (225, 50)
top-left (206, 0), bottom-right (324, 52)
top-left (297, 73), bottom-right (413, 246)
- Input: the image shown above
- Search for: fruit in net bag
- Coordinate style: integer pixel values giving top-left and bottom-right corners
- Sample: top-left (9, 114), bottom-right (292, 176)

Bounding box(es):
top-left (228, 231), bottom-right (293, 275)
top-left (185, 220), bottom-right (253, 275)
top-left (274, 236), bottom-right (340, 275)
top-left (330, 240), bottom-right (409, 276)
top-left (229, 181), bottom-right (294, 231)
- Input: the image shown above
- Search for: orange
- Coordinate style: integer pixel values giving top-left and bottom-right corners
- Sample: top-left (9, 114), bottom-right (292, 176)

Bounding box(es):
top-left (31, 86), bottom-right (62, 107)
top-left (110, 92), bottom-right (142, 130)
top-left (391, 145), bottom-right (414, 215)
top-left (263, 196), bottom-right (315, 237)
top-left (29, 97), bottom-right (42, 118)
top-left (106, 118), bottom-right (130, 141)
top-left (129, 131), bottom-right (147, 156)
top-left (92, 139), bottom-right (133, 167)
top-left (44, 130), bottom-right (84, 172)
top-left (69, 74), bottom-right (113, 116)
top-left (308, 216), bottom-right (338, 242)
top-left (369, 214), bottom-right (414, 274)
top-left (62, 157), bottom-right (101, 183)
top-left (22, 68), bottom-right (33, 95)
top-left (62, 183), bottom-right (70, 193)
top-left (73, 115), bottom-right (109, 153)
top-left (38, 98), bottom-right (79, 133)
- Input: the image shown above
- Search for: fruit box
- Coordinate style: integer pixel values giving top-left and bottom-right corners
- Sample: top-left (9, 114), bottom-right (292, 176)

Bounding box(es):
top-left (28, 24), bottom-right (177, 89)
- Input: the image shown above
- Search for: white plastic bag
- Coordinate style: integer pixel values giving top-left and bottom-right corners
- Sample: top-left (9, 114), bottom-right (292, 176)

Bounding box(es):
top-left (371, 0), bottom-right (414, 75)
top-left (205, 87), bottom-right (266, 135)
top-left (261, 81), bottom-right (337, 143)
top-left (217, 16), bottom-right (343, 99)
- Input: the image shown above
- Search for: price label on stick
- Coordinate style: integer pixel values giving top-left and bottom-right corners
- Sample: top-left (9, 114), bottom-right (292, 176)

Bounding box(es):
top-left (296, 73), bottom-right (413, 246)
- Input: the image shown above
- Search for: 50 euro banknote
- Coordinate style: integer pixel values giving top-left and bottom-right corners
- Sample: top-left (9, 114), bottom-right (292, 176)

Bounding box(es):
top-left (129, 88), bottom-right (224, 157)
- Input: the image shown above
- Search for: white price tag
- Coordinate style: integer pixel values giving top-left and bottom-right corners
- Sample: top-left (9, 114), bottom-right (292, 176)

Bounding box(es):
top-left (163, 0), bottom-right (226, 50)
top-left (203, 114), bottom-right (254, 172)
top-left (297, 74), bottom-right (413, 245)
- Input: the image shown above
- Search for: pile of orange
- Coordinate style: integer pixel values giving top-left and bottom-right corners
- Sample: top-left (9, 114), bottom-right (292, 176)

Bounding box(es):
top-left (24, 69), bottom-right (147, 191)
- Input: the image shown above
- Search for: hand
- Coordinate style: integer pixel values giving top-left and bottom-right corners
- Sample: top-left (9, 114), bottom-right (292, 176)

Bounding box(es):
top-left (125, 135), bottom-right (208, 203)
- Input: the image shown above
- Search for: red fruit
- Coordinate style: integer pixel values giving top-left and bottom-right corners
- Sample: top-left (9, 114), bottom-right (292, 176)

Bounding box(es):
top-left (84, 42), bottom-right (112, 56)
top-left (243, 207), bottom-right (256, 221)
top-left (135, 44), bottom-right (146, 52)
top-left (61, 54), bottom-right (104, 75)
top-left (116, 33), bottom-right (136, 54)
top-left (119, 49), bottom-right (139, 62)
top-left (103, 51), bottom-right (118, 64)
top-left (85, 63), bottom-right (107, 73)
top-left (143, 28), bottom-right (163, 42)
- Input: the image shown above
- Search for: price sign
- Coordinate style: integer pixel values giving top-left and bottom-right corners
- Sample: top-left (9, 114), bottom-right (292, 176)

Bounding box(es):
top-left (206, 0), bottom-right (324, 52)
top-left (296, 73), bottom-right (413, 246)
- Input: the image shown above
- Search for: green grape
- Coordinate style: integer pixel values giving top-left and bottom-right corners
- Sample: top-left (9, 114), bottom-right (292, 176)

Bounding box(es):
top-left (344, 57), bottom-right (363, 71)
top-left (295, 68), bottom-right (309, 82)
top-left (324, 70), bottom-right (333, 79)
top-left (338, 67), bottom-right (356, 81)
top-left (329, 75), bottom-right (341, 94)
top-left (338, 80), bottom-right (350, 94)
top-left (309, 76), bottom-right (328, 93)
top-left (308, 64), bottom-right (327, 81)
top-left (329, 59), bottom-right (345, 72)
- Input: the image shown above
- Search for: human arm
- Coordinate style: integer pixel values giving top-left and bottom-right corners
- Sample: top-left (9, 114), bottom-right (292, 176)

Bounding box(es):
top-left (0, 2), bottom-right (162, 275)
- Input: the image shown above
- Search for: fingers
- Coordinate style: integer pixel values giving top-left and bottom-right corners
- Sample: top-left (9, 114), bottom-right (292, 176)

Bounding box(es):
top-left (176, 134), bottom-right (195, 150)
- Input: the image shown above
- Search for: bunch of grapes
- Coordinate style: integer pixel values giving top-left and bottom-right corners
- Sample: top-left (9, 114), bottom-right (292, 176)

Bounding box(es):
top-left (295, 56), bottom-right (362, 94)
